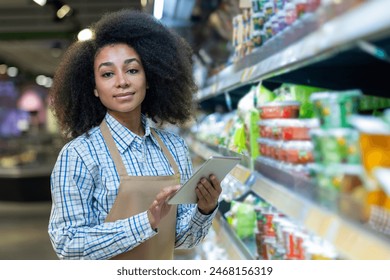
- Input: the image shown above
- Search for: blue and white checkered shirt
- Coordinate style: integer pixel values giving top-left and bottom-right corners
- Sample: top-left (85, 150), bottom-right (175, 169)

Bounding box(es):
top-left (48, 113), bottom-right (216, 259)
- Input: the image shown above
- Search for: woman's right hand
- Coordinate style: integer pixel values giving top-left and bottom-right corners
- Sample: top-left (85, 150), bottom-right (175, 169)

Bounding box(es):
top-left (147, 185), bottom-right (180, 230)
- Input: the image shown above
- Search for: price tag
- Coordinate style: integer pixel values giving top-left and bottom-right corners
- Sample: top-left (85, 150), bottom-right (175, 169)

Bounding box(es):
top-left (245, 66), bottom-right (255, 82)
top-left (240, 67), bottom-right (255, 83)
top-left (240, 68), bottom-right (247, 83)
top-left (211, 83), bottom-right (218, 95)
top-left (230, 165), bottom-right (252, 184)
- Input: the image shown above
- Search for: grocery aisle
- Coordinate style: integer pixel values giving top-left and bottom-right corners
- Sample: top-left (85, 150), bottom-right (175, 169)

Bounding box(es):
top-left (1, 0), bottom-right (390, 262)
top-left (188, 0), bottom-right (390, 261)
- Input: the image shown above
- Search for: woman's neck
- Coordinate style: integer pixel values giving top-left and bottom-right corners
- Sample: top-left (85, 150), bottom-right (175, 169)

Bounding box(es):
top-left (108, 111), bottom-right (145, 137)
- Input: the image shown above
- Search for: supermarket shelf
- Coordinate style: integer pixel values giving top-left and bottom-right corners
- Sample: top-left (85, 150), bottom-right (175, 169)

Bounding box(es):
top-left (188, 137), bottom-right (252, 169)
top-left (190, 0), bottom-right (390, 262)
top-left (197, 0), bottom-right (390, 102)
top-left (212, 212), bottom-right (257, 260)
top-left (251, 170), bottom-right (390, 260)
top-left (188, 138), bottom-right (222, 160)
top-left (188, 139), bottom-right (390, 259)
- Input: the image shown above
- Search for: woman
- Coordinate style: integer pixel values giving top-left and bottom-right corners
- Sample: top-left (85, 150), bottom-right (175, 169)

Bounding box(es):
top-left (48, 9), bottom-right (221, 260)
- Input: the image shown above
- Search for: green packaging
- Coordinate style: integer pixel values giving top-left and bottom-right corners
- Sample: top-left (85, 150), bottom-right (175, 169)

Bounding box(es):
top-left (310, 90), bottom-right (362, 128)
top-left (310, 128), bottom-right (361, 164)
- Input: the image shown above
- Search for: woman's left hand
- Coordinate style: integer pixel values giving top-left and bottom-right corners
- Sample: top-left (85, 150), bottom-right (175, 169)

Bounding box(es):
top-left (195, 174), bottom-right (222, 215)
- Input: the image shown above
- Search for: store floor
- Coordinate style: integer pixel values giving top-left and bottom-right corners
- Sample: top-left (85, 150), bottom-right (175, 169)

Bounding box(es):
top-left (0, 201), bottom-right (224, 260)
top-left (0, 201), bottom-right (56, 260)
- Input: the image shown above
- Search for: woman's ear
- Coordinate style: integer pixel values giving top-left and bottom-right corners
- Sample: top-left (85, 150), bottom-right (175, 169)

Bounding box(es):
top-left (94, 89), bottom-right (99, 97)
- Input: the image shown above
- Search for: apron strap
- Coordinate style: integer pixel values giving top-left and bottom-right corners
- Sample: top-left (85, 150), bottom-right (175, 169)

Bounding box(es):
top-left (100, 120), bottom-right (128, 177)
top-left (100, 119), bottom-right (180, 176)
top-left (150, 128), bottom-right (180, 175)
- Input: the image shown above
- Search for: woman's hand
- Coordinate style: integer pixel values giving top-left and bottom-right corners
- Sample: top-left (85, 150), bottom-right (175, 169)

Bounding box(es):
top-left (195, 174), bottom-right (222, 215)
top-left (147, 185), bottom-right (180, 230)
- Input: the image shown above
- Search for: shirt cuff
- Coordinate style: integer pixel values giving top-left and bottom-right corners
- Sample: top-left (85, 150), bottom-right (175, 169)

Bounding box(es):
top-left (194, 204), bottom-right (218, 226)
top-left (123, 211), bottom-right (158, 245)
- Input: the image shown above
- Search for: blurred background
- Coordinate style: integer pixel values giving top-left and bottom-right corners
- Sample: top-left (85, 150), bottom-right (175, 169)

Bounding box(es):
top-left (0, 0), bottom-right (238, 260)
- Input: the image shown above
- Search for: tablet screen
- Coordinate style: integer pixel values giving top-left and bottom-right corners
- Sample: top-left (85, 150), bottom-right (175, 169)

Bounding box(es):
top-left (167, 156), bottom-right (241, 204)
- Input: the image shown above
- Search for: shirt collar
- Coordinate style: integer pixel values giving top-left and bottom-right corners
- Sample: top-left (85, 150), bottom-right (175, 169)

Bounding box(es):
top-left (104, 113), bottom-right (159, 154)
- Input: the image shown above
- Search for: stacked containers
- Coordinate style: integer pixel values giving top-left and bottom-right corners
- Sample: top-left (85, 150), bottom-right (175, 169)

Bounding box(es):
top-left (309, 90), bottom-right (363, 211)
top-left (250, 0), bottom-right (322, 47)
top-left (257, 100), bottom-right (318, 176)
top-left (254, 204), bottom-right (338, 260)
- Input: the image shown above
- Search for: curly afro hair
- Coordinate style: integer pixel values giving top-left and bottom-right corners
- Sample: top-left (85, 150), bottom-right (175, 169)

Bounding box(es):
top-left (50, 9), bottom-right (198, 139)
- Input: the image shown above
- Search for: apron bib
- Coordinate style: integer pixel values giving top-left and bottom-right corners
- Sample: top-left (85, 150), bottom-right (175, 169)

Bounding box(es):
top-left (100, 120), bottom-right (180, 260)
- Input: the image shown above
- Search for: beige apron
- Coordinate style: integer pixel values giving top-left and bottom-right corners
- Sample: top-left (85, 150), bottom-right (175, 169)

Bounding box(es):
top-left (100, 120), bottom-right (180, 260)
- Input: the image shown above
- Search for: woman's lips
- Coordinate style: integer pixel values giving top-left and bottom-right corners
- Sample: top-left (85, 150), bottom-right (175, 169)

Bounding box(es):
top-left (114, 92), bottom-right (135, 100)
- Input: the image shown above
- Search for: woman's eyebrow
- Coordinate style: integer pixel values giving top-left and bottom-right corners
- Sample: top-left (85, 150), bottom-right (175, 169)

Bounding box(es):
top-left (97, 61), bottom-right (113, 70)
top-left (97, 58), bottom-right (140, 70)
top-left (124, 58), bottom-right (140, 65)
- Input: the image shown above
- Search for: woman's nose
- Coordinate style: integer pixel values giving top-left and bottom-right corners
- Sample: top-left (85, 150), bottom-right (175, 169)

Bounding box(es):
top-left (117, 73), bottom-right (129, 88)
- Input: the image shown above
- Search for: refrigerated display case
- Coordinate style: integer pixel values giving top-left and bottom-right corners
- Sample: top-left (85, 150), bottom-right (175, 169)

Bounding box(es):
top-left (189, 0), bottom-right (390, 260)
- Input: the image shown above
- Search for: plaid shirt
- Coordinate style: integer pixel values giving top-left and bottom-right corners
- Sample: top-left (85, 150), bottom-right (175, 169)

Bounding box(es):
top-left (48, 113), bottom-right (216, 259)
top-left (368, 205), bottom-right (390, 236)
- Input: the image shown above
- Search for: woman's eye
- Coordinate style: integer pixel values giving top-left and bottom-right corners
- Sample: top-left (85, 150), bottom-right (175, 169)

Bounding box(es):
top-left (127, 69), bottom-right (138, 74)
top-left (102, 72), bottom-right (114, 78)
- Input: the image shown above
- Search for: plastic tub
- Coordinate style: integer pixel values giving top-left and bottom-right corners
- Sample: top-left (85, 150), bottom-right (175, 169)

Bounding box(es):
top-left (310, 90), bottom-right (362, 128)
top-left (280, 140), bottom-right (314, 164)
top-left (258, 101), bottom-right (301, 119)
top-left (278, 118), bottom-right (319, 141)
top-left (258, 138), bottom-right (271, 157)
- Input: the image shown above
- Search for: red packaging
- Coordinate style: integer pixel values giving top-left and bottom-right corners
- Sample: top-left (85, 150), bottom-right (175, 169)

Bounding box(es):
top-left (279, 119), bottom-right (319, 141)
top-left (280, 141), bottom-right (314, 164)
top-left (258, 138), bottom-right (270, 157)
top-left (258, 101), bottom-right (301, 119)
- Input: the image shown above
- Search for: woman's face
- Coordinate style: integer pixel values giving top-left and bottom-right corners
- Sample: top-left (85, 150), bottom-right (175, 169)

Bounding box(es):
top-left (94, 43), bottom-right (147, 121)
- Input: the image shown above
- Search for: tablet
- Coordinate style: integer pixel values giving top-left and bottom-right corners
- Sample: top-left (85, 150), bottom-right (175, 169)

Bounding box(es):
top-left (167, 156), bottom-right (241, 204)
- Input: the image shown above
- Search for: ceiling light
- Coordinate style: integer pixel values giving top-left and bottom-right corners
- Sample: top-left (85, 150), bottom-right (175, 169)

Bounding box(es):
top-left (36, 75), bottom-right (47, 86)
top-left (33, 0), bottom-right (47, 6)
top-left (77, 28), bottom-right (94, 41)
top-left (44, 77), bottom-right (53, 88)
top-left (0, 64), bottom-right (7, 75)
top-left (141, 0), bottom-right (148, 7)
top-left (7, 67), bottom-right (18, 77)
top-left (36, 75), bottom-right (53, 88)
top-left (153, 0), bottom-right (164, 20)
top-left (56, 4), bottom-right (72, 19)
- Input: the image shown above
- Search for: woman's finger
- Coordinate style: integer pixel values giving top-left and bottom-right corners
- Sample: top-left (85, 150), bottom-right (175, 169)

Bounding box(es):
top-left (209, 175), bottom-right (222, 194)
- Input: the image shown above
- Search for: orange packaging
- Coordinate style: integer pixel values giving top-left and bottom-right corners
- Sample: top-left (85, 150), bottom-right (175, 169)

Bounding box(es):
top-left (373, 168), bottom-right (390, 210)
top-left (382, 196), bottom-right (390, 210)
top-left (359, 133), bottom-right (390, 176)
top-left (366, 189), bottom-right (386, 207)
top-left (349, 115), bottom-right (390, 190)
